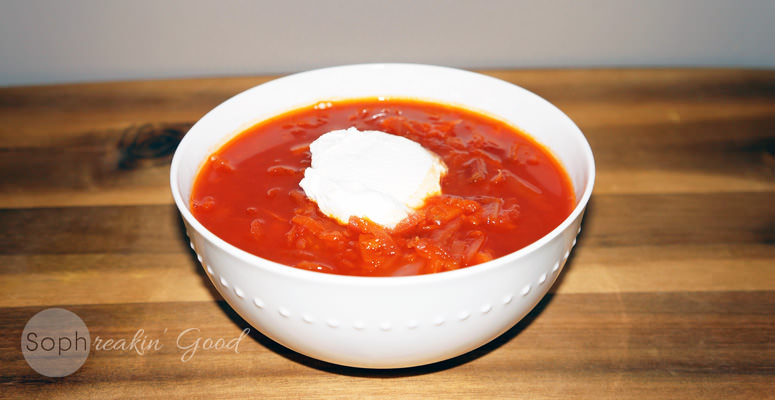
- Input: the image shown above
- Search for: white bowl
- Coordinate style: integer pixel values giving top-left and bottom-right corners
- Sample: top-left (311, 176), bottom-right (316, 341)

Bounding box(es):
top-left (170, 64), bottom-right (595, 369)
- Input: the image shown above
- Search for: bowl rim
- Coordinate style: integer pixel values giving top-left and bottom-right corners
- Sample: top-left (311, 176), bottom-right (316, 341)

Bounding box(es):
top-left (170, 63), bottom-right (595, 287)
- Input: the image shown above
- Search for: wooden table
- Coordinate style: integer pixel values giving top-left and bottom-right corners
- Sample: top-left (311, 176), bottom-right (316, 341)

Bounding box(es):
top-left (1, 69), bottom-right (773, 399)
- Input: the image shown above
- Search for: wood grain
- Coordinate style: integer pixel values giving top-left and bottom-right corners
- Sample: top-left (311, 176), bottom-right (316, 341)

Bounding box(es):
top-left (1, 69), bottom-right (773, 399)
top-left (2, 293), bottom-right (772, 399)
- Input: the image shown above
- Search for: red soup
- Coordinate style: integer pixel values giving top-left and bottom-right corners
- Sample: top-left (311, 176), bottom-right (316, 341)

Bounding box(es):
top-left (191, 98), bottom-right (575, 277)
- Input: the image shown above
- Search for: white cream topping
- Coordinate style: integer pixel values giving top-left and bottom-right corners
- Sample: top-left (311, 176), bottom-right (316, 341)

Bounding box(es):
top-left (299, 127), bottom-right (447, 228)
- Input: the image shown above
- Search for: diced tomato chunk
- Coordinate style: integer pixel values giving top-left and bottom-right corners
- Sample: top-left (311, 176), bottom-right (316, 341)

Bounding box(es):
top-left (358, 233), bottom-right (398, 272)
top-left (391, 212), bottom-right (424, 234)
top-left (192, 196), bottom-right (215, 212)
top-left (288, 214), bottom-right (349, 251)
top-left (463, 157), bottom-right (488, 183)
top-left (407, 237), bottom-right (460, 273)
top-left (249, 218), bottom-right (264, 240)
top-left (426, 203), bottom-right (463, 226)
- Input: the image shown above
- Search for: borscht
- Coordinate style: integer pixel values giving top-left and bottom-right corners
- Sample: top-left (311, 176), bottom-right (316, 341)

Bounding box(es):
top-left (190, 98), bottom-right (574, 277)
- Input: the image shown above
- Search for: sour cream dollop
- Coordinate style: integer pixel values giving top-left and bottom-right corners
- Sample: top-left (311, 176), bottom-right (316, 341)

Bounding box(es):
top-left (299, 127), bottom-right (447, 228)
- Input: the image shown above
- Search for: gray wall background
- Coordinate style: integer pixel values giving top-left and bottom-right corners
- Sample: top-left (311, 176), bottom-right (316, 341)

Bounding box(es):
top-left (1, 0), bottom-right (773, 86)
